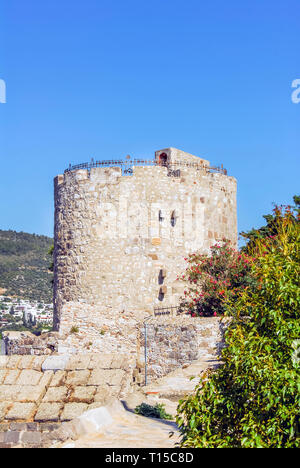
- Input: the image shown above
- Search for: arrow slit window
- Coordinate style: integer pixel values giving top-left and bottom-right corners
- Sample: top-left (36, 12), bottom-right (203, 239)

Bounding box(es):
top-left (171, 210), bottom-right (177, 227)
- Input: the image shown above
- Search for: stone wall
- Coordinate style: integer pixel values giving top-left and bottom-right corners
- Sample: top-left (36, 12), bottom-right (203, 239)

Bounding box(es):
top-left (0, 421), bottom-right (61, 448)
top-left (0, 318), bottom-right (230, 446)
top-left (137, 316), bottom-right (229, 383)
top-left (53, 147), bottom-right (237, 349)
top-left (0, 353), bottom-right (135, 447)
top-left (3, 331), bottom-right (58, 356)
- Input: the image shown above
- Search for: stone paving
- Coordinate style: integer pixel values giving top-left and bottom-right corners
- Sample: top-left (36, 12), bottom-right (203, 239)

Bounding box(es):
top-left (0, 353), bottom-right (220, 448)
top-left (0, 353), bottom-right (135, 446)
top-left (124, 356), bottom-right (221, 421)
top-left (52, 356), bottom-right (219, 448)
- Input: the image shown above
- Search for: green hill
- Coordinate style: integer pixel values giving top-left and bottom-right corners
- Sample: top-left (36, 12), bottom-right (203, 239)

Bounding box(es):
top-left (0, 230), bottom-right (53, 302)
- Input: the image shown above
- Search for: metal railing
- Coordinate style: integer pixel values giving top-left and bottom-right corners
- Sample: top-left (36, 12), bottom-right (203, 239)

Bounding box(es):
top-left (153, 305), bottom-right (186, 316)
top-left (64, 158), bottom-right (227, 176)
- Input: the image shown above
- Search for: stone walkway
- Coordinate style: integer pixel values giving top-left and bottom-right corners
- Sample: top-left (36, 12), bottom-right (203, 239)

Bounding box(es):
top-left (0, 352), bottom-right (220, 447)
top-left (125, 356), bottom-right (220, 417)
top-left (0, 353), bottom-right (135, 447)
top-left (55, 356), bottom-right (220, 448)
top-left (56, 401), bottom-right (180, 448)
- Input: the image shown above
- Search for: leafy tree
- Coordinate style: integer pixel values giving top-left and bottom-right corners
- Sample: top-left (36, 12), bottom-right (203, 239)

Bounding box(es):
top-left (48, 244), bottom-right (54, 272)
top-left (176, 207), bottom-right (300, 448)
top-left (241, 195), bottom-right (299, 252)
top-left (5, 315), bottom-right (18, 323)
top-left (178, 240), bottom-right (254, 317)
top-left (48, 244), bottom-right (54, 287)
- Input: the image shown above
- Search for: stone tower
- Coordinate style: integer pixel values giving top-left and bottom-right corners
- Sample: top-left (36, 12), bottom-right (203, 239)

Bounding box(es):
top-left (53, 148), bottom-right (237, 352)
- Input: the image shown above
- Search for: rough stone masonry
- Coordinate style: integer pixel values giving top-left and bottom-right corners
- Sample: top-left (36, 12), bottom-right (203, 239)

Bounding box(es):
top-left (0, 353), bottom-right (135, 447)
top-left (53, 148), bottom-right (237, 354)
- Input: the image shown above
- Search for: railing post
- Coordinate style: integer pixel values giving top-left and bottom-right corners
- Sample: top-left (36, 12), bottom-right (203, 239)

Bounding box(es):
top-left (143, 315), bottom-right (152, 386)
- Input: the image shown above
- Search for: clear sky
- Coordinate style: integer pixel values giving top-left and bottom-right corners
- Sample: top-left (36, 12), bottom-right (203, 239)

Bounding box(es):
top-left (0, 0), bottom-right (299, 241)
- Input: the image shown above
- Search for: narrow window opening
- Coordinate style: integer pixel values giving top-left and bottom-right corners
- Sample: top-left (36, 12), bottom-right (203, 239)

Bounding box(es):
top-left (159, 152), bottom-right (168, 166)
top-left (158, 269), bottom-right (166, 285)
top-left (158, 285), bottom-right (167, 301)
top-left (158, 290), bottom-right (164, 301)
top-left (171, 210), bottom-right (177, 227)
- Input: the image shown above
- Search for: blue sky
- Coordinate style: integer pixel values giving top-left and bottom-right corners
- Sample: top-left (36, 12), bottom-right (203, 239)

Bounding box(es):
top-left (0, 0), bottom-right (299, 241)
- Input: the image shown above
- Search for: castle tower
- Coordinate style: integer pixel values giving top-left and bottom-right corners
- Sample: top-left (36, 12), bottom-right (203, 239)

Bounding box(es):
top-left (53, 148), bottom-right (237, 351)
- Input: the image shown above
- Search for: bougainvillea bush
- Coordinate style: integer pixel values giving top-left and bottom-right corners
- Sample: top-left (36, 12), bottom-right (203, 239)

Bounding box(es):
top-left (176, 207), bottom-right (300, 448)
top-left (178, 240), bottom-right (254, 317)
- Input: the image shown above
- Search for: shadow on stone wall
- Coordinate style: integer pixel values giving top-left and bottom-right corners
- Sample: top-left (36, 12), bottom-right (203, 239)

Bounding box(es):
top-left (137, 316), bottom-right (230, 383)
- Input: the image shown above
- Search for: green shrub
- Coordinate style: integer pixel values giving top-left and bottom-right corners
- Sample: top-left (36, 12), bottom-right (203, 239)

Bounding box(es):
top-left (134, 403), bottom-right (173, 420)
top-left (241, 195), bottom-right (300, 253)
top-left (179, 239), bottom-right (254, 317)
top-left (176, 207), bottom-right (300, 448)
top-left (70, 326), bottom-right (79, 334)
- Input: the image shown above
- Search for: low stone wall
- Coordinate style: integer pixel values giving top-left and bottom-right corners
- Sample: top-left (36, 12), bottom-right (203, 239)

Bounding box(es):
top-left (3, 331), bottom-right (58, 356)
top-left (0, 353), bottom-right (135, 447)
top-left (0, 421), bottom-right (60, 448)
top-left (137, 316), bottom-right (229, 382)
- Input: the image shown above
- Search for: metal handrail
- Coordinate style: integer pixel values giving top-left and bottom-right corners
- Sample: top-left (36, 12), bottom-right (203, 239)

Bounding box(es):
top-left (64, 158), bottom-right (227, 175)
top-left (153, 305), bottom-right (186, 316)
top-left (143, 315), bottom-right (153, 387)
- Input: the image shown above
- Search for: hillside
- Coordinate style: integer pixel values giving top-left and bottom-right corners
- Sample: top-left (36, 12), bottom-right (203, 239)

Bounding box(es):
top-left (0, 230), bottom-right (53, 302)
